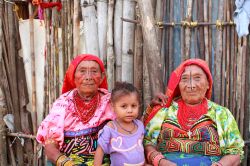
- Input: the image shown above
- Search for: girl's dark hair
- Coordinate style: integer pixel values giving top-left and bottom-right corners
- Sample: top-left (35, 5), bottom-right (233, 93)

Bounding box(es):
top-left (111, 82), bottom-right (140, 103)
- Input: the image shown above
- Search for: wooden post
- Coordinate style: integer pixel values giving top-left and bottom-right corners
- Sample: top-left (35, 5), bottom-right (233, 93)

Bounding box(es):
top-left (197, 0), bottom-right (205, 59)
top-left (155, 0), bottom-right (163, 47)
top-left (61, 0), bottom-right (68, 74)
top-left (204, 0), bottom-right (209, 63)
top-left (137, 0), bottom-right (164, 95)
top-left (28, 3), bottom-right (38, 165)
top-left (7, 2), bottom-right (24, 165)
top-left (184, 0), bottom-right (192, 60)
top-left (73, 0), bottom-right (80, 57)
top-left (214, 0), bottom-right (224, 104)
top-left (121, 0), bottom-right (135, 83)
top-left (107, 0), bottom-right (115, 90)
top-left (81, 0), bottom-right (99, 56)
top-left (67, 0), bottom-right (73, 61)
top-left (0, 22), bottom-right (7, 161)
top-left (0, 105), bottom-right (7, 166)
top-left (97, 0), bottom-right (108, 62)
top-left (134, 5), bottom-right (143, 116)
top-left (114, 0), bottom-right (122, 81)
top-left (168, 0), bottom-right (173, 74)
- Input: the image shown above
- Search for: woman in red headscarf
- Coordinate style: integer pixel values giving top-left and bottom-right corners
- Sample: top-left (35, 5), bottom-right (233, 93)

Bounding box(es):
top-left (36, 54), bottom-right (115, 165)
top-left (143, 59), bottom-right (244, 166)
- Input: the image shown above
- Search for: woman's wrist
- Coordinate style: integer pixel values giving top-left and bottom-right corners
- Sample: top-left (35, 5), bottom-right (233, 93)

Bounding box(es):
top-left (151, 153), bottom-right (165, 166)
top-left (56, 154), bottom-right (74, 166)
top-left (214, 161), bottom-right (223, 166)
top-left (158, 157), bottom-right (165, 165)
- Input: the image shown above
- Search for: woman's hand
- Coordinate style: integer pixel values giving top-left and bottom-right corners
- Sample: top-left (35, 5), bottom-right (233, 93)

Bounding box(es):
top-left (159, 158), bottom-right (177, 166)
top-left (150, 93), bottom-right (168, 107)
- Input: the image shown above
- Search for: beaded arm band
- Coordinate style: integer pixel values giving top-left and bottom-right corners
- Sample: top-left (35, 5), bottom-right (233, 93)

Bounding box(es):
top-left (147, 150), bottom-right (165, 166)
top-left (152, 153), bottom-right (165, 166)
top-left (56, 155), bottom-right (75, 166)
top-left (147, 150), bottom-right (156, 162)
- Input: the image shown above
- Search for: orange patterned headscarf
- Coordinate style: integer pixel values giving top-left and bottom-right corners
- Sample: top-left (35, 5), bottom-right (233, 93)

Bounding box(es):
top-left (62, 54), bottom-right (108, 94)
top-left (144, 59), bottom-right (213, 126)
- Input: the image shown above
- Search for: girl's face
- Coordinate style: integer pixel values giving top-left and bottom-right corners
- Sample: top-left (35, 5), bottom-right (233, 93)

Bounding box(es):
top-left (112, 92), bottom-right (139, 124)
top-left (74, 60), bottom-right (104, 97)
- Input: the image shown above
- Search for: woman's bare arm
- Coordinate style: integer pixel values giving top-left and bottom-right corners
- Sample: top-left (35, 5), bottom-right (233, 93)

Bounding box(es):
top-left (44, 142), bottom-right (62, 164)
top-left (211, 154), bottom-right (240, 166)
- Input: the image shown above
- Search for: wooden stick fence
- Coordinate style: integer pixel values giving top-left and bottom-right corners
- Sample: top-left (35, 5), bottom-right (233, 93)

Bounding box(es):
top-left (0, 0), bottom-right (249, 165)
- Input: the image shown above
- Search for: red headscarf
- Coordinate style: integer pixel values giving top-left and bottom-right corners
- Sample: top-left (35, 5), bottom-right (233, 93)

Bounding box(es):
top-left (144, 59), bottom-right (213, 125)
top-left (61, 54), bottom-right (108, 94)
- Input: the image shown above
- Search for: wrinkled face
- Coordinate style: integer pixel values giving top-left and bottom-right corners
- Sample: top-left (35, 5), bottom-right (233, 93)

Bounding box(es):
top-left (74, 60), bottom-right (104, 97)
top-left (178, 65), bottom-right (209, 105)
top-left (113, 93), bottom-right (139, 124)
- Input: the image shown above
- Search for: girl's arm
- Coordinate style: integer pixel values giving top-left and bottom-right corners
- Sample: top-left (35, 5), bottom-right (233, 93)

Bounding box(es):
top-left (94, 145), bottom-right (105, 166)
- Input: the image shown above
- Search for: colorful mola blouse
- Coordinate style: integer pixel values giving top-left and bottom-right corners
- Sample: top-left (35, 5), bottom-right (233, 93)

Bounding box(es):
top-left (144, 99), bottom-right (244, 165)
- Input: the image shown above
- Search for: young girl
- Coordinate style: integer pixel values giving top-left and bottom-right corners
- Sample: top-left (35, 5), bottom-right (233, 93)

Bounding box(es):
top-left (94, 82), bottom-right (145, 166)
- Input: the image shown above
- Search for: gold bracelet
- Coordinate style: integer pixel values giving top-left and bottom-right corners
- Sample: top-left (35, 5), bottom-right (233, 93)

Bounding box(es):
top-left (56, 155), bottom-right (68, 166)
top-left (63, 160), bottom-right (75, 166)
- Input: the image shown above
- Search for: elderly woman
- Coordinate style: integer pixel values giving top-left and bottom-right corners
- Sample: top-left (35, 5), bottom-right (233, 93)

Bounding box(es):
top-left (143, 59), bottom-right (244, 166)
top-left (36, 54), bottom-right (115, 165)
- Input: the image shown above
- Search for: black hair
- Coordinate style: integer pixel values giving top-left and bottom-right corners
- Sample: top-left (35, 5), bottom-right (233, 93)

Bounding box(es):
top-left (111, 81), bottom-right (140, 104)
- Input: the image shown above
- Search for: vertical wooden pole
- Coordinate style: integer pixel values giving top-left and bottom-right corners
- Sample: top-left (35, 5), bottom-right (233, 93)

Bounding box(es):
top-left (114, 0), bottom-right (123, 81)
top-left (7, 2), bottom-right (24, 165)
top-left (62, 0), bottom-right (68, 74)
top-left (221, 1), bottom-right (226, 106)
top-left (138, 0), bottom-right (164, 95)
top-left (155, 0), bottom-right (163, 48)
top-left (204, 0), bottom-right (209, 63)
top-left (197, 0), bottom-right (205, 59)
top-left (67, 0), bottom-right (73, 61)
top-left (134, 5), bottom-right (143, 116)
top-left (236, 38), bottom-right (242, 123)
top-left (168, 0), bottom-right (173, 72)
top-left (80, 0), bottom-right (99, 56)
top-left (240, 37), bottom-right (247, 132)
top-left (214, 0), bottom-right (224, 104)
top-left (73, 0), bottom-right (80, 57)
top-left (28, 3), bottom-right (37, 165)
top-left (121, 0), bottom-right (135, 83)
top-left (229, 0), bottom-right (235, 112)
top-left (107, 0), bottom-right (115, 90)
top-left (225, 1), bottom-right (231, 107)
top-left (97, 0), bottom-right (108, 62)
top-left (0, 84), bottom-right (7, 166)
top-left (184, 0), bottom-right (193, 60)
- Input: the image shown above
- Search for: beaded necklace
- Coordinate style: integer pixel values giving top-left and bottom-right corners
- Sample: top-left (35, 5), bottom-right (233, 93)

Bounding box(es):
top-left (73, 91), bottom-right (100, 124)
top-left (177, 98), bottom-right (207, 131)
top-left (115, 120), bottom-right (136, 134)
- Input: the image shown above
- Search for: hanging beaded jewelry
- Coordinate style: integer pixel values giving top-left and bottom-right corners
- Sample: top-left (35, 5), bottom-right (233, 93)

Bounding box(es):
top-left (115, 120), bottom-right (136, 134)
top-left (73, 91), bottom-right (100, 124)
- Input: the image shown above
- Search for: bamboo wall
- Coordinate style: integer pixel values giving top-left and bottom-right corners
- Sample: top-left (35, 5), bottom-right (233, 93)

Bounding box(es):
top-left (0, 0), bottom-right (249, 165)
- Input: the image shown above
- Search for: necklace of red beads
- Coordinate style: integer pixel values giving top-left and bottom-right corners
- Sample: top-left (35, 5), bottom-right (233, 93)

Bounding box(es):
top-left (177, 98), bottom-right (208, 131)
top-left (73, 91), bottom-right (100, 124)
